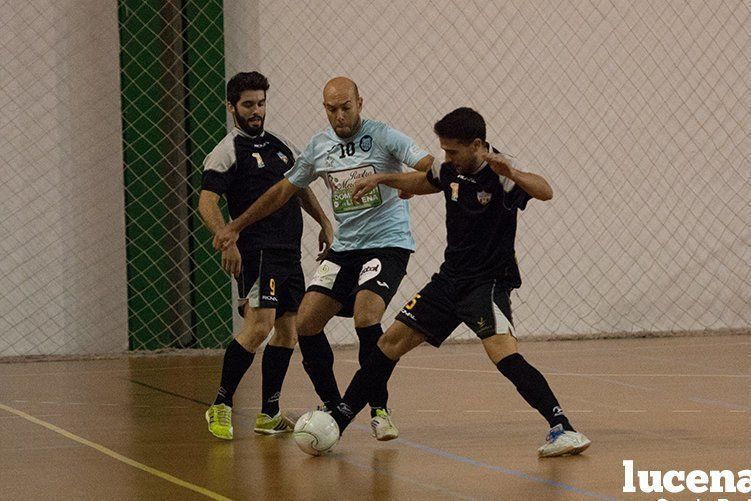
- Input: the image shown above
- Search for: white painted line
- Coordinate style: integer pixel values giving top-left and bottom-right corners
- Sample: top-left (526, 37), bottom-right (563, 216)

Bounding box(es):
top-left (672, 410), bottom-right (701, 413)
top-left (358, 361), bottom-right (751, 379)
top-left (618, 410), bottom-right (647, 413)
top-left (0, 402), bottom-right (231, 500)
top-left (414, 410), bottom-right (441, 413)
top-left (465, 410), bottom-right (491, 413)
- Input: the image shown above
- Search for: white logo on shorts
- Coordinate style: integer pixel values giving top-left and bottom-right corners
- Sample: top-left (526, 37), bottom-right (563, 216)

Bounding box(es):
top-left (376, 280), bottom-right (389, 289)
top-left (310, 260), bottom-right (341, 289)
top-left (358, 258), bottom-right (382, 285)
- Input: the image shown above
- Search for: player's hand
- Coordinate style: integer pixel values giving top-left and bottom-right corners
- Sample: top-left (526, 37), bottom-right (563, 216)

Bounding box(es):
top-left (221, 244), bottom-right (242, 276)
top-left (483, 151), bottom-right (516, 178)
top-left (213, 225), bottom-right (239, 251)
top-left (317, 221), bottom-right (334, 261)
top-left (352, 174), bottom-right (382, 203)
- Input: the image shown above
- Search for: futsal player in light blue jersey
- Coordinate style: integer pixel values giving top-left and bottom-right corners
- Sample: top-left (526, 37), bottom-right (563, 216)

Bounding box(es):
top-left (214, 77), bottom-right (434, 440)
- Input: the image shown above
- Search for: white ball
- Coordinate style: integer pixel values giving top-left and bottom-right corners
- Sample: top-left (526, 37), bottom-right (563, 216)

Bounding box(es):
top-left (293, 410), bottom-right (340, 456)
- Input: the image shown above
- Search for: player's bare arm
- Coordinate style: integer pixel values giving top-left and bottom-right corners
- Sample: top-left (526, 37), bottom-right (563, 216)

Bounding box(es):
top-left (199, 189), bottom-right (242, 274)
top-left (198, 190), bottom-right (226, 235)
top-left (483, 151), bottom-right (553, 201)
top-left (398, 154), bottom-right (434, 199)
top-left (411, 154), bottom-right (435, 172)
top-left (352, 170), bottom-right (440, 203)
top-left (213, 178), bottom-right (301, 251)
top-left (296, 187), bottom-right (334, 260)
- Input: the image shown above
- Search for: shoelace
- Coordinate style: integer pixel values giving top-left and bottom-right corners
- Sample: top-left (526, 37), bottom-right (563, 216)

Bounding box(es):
top-left (215, 407), bottom-right (231, 427)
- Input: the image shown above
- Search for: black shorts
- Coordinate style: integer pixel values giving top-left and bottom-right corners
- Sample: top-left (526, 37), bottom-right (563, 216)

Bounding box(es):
top-left (395, 273), bottom-right (517, 347)
top-left (307, 247), bottom-right (411, 317)
top-left (236, 249), bottom-right (305, 317)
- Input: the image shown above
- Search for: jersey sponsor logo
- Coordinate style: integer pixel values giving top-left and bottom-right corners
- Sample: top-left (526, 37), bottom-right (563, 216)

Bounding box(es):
top-left (477, 190), bottom-right (492, 205)
top-left (358, 258), bottom-right (382, 285)
top-left (327, 165), bottom-right (383, 213)
top-left (456, 174), bottom-right (477, 183)
top-left (310, 260), bottom-right (341, 289)
top-left (359, 135), bottom-right (373, 152)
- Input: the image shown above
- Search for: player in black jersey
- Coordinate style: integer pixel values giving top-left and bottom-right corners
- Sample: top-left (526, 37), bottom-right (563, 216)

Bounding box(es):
top-left (325, 107), bottom-right (591, 457)
top-left (199, 72), bottom-right (332, 440)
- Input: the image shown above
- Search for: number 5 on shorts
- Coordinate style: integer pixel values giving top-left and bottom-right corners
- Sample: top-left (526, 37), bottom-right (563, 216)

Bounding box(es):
top-left (405, 293), bottom-right (421, 310)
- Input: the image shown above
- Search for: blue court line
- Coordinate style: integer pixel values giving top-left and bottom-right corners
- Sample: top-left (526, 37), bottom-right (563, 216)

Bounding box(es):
top-left (348, 423), bottom-right (617, 501)
top-left (128, 379), bottom-right (615, 499)
top-left (336, 451), bottom-right (477, 500)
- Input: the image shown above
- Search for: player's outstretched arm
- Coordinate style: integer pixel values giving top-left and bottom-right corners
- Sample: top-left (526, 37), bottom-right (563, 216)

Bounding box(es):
top-left (213, 178), bottom-right (301, 250)
top-left (483, 152), bottom-right (553, 201)
top-left (410, 154), bottom-right (435, 172)
top-left (352, 171), bottom-right (440, 203)
top-left (296, 187), bottom-right (334, 260)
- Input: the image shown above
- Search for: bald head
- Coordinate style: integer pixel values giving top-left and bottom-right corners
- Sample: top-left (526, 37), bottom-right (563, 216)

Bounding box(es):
top-left (323, 77), bottom-right (359, 100)
top-left (323, 76), bottom-right (363, 138)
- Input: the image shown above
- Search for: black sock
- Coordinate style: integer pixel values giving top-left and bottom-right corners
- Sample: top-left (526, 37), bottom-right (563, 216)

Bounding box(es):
top-left (298, 331), bottom-right (341, 409)
top-left (260, 345), bottom-right (294, 416)
top-left (496, 353), bottom-right (575, 432)
top-left (356, 324), bottom-right (388, 416)
top-left (330, 346), bottom-right (397, 434)
top-left (214, 339), bottom-right (255, 407)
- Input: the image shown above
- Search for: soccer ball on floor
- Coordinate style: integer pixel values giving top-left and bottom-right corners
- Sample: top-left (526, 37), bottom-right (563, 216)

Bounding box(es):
top-left (293, 410), bottom-right (340, 456)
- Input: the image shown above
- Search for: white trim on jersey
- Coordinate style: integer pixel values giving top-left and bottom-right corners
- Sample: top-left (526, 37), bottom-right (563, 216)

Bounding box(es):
top-left (430, 157), bottom-right (443, 179)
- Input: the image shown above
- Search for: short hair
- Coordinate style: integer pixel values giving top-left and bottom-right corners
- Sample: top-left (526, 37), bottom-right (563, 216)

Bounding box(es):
top-left (227, 72), bottom-right (269, 106)
top-left (433, 107), bottom-right (486, 144)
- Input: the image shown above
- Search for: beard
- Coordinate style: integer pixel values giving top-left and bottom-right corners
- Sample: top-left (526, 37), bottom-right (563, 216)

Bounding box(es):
top-left (237, 114), bottom-right (264, 136)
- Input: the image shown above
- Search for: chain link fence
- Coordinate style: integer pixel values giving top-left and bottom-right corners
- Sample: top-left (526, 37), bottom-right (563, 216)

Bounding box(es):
top-left (1, 0), bottom-right (749, 356)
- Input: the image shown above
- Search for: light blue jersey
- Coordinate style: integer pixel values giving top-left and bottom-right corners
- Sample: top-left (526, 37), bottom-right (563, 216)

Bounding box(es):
top-left (286, 118), bottom-right (429, 251)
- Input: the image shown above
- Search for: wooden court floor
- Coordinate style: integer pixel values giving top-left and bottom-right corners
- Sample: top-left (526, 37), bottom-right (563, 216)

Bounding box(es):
top-left (1, 333), bottom-right (749, 500)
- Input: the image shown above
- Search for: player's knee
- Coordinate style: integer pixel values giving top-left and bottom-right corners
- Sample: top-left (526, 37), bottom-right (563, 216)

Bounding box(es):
top-left (235, 328), bottom-right (268, 352)
top-left (378, 326), bottom-right (422, 359)
top-left (353, 291), bottom-right (386, 328)
top-left (481, 332), bottom-right (518, 364)
top-left (271, 316), bottom-right (298, 347)
top-left (270, 329), bottom-right (297, 348)
top-left (236, 320), bottom-right (274, 351)
top-left (295, 314), bottom-right (323, 337)
top-left (353, 308), bottom-right (382, 328)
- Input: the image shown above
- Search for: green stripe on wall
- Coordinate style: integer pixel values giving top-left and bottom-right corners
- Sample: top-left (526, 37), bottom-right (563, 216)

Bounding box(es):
top-left (118, 0), bottom-right (231, 350)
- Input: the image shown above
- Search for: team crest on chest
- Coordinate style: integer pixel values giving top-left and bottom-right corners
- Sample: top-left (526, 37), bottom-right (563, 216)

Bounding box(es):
top-left (360, 135), bottom-right (373, 152)
top-left (276, 151), bottom-right (289, 164)
top-left (477, 190), bottom-right (492, 205)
